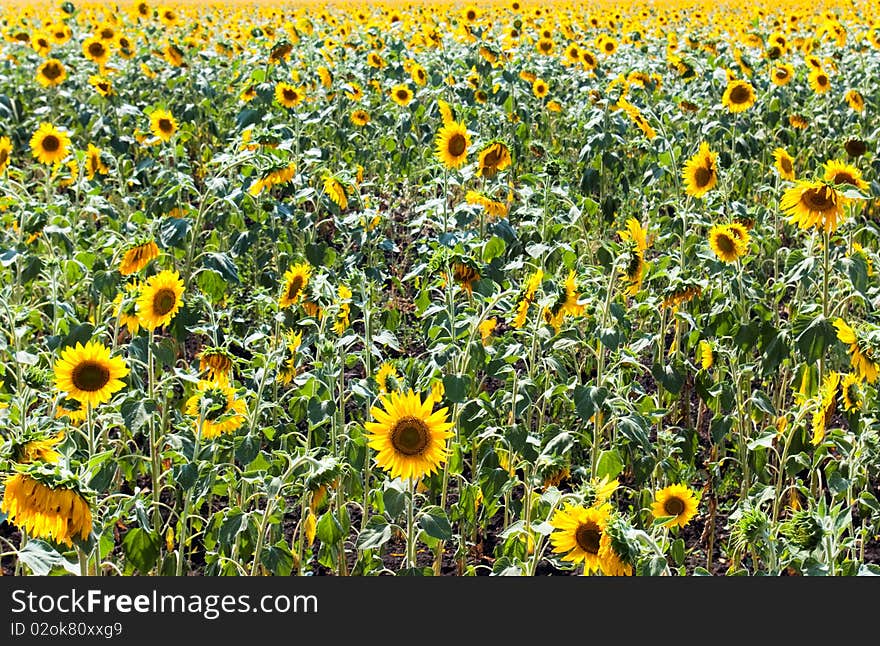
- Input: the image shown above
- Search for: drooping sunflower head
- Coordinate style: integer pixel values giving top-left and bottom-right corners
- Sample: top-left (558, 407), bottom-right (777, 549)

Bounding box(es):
top-left (452, 261), bottom-right (481, 295)
top-left (823, 160), bottom-right (868, 192)
top-left (85, 144), bottom-right (108, 180)
top-left (477, 141), bottom-right (512, 178)
top-left (722, 79), bottom-right (756, 113)
top-left (279, 262), bottom-right (312, 309)
top-left (434, 121), bottom-right (471, 170)
top-left (13, 431), bottom-right (65, 465)
top-left (651, 484), bottom-right (699, 528)
top-left (1, 466), bottom-right (93, 547)
top-left (549, 503), bottom-right (610, 573)
top-left (364, 389), bottom-right (454, 481)
top-left (773, 148), bottom-right (796, 181)
top-left (36, 58), bottom-right (67, 87)
top-left (119, 240), bottom-right (160, 276)
top-left (780, 180), bottom-right (847, 234)
top-left (29, 122), bottom-right (71, 166)
top-left (149, 109), bottom-right (178, 142)
top-left (198, 346), bottom-right (235, 381)
top-left (136, 269), bottom-right (185, 331)
top-left (323, 176), bottom-right (348, 210)
top-left (844, 138), bottom-right (868, 158)
top-left (53, 339), bottom-right (129, 409)
top-left (682, 142), bottom-right (718, 198)
top-left (375, 361), bottom-right (400, 394)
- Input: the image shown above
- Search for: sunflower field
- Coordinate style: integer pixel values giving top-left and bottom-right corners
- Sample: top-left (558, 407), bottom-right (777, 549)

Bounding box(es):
top-left (1, 0), bottom-right (880, 578)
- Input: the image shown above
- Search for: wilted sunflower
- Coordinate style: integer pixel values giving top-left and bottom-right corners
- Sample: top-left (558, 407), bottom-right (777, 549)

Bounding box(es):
top-left (708, 223), bottom-right (748, 263)
top-left (477, 141), bottom-right (512, 178)
top-left (844, 139), bottom-right (868, 158)
top-left (834, 318), bottom-right (879, 383)
top-left (452, 261), bottom-right (481, 295)
top-left (549, 503), bottom-right (610, 573)
top-left (651, 484), bottom-right (699, 528)
top-left (119, 240), bottom-right (159, 275)
top-left (0, 136), bottom-right (11, 174)
top-left (30, 122), bottom-right (71, 165)
top-left (323, 176), bottom-right (348, 210)
top-left (773, 148), bottom-right (796, 181)
top-left (722, 79), bottom-right (756, 113)
top-left (149, 109), bottom-right (178, 142)
top-left (390, 83), bottom-right (413, 106)
top-left (137, 269), bottom-right (185, 330)
top-left (364, 389), bottom-right (454, 481)
top-left (279, 262), bottom-right (312, 309)
top-left (434, 121), bottom-right (470, 170)
top-left (780, 181), bottom-right (847, 233)
top-left (185, 378), bottom-right (247, 439)
top-left (789, 114), bottom-right (809, 130)
top-left (682, 142), bottom-right (718, 198)
top-left (1, 468), bottom-right (92, 547)
top-left (13, 432), bottom-right (64, 464)
top-left (36, 58), bottom-right (66, 87)
top-left (823, 160), bottom-right (868, 192)
top-left (274, 82), bottom-right (303, 108)
top-left (198, 347), bottom-right (234, 381)
top-left (53, 340), bottom-right (129, 408)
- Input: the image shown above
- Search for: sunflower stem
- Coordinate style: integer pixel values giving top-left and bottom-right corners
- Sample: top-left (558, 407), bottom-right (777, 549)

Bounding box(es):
top-left (176, 414), bottom-right (202, 577)
top-left (406, 478), bottom-right (416, 570)
top-left (820, 229), bottom-right (830, 384)
top-left (147, 330), bottom-right (163, 539)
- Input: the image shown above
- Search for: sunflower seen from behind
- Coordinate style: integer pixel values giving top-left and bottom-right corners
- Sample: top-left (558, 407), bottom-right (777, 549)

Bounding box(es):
top-left (364, 389), bottom-right (454, 481)
top-left (651, 484), bottom-right (699, 528)
top-left (435, 121), bottom-right (470, 170)
top-left (53, 340), bottom-right (128, 409)
top-left (30, 122), bottom-right (71, 165)
top-left (137, 269), bottom-right (185, 331)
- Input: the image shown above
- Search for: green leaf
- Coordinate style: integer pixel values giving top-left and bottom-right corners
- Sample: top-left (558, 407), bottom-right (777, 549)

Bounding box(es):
top-left (355, 517), bottom-right (393, 549)
top-left (596, 449), bottom-right (624, 479)
top-left (383, 481), bottom-right (406, 518)
top-left (261, 541), bottom-right (294, 576)
top-left (18, 540), bottom-right (78, 576)
top-left (120, 398), bottom-right (157, 434)
top-left (159, 217), bottom-right (190, 249)
top-left (651, 361), bottom-right (684, 394)
top-left (174, 463), bottom-right (198, 490)
top-left (315, 510), bottom-right (345, 544)
top-left (218, 510), bottom-right (248, 547)
top-left (750, 390), bottom-right (776, 416)
top-left (442, 374), bottom-right (470, 403)
top-left (121, 528), bottom-right (161, 573)
top-left (671, 538), bottom-right (685, 565)
top-left (794, 314), bottom-right (836, 363)
top-left (203, 252), bottom-right (240, 284)
top-left (418, 505), bottom-right (452, 541)
top-left (197, 269), bottom-right (227, 303)
top-left (235, 434), bottom-right (260, 466)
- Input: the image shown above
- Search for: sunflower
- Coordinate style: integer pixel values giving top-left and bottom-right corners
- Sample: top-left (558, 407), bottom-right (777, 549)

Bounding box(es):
top-left (722, 79), bottom-right (756, 113)
top-left (350, 109), bottom-right (370, 126)
top-left (542, 270), bottom-right (583, 331)
top-left (0, 136), bottom-right (11, 174)
top-left (770, 63), bottom-right (794, 86)
top-left (137, 269), bottom-right (185, 331)
top-left (823, 160), bottom-right (868, 192)
top-left (85, 144), bottom-right (108, 180)
top-left (452, 262), bottom-right (481, 295)
top-left (531, 78), bottom-right (549, 99)
top-left (53, 340), bottom-right (129, 408)
top-left (277, 331), bottom-right (303, 385)
top-left (15, 432), bottom-right (64, 464)
top-left (478, 318), bottom-right (497, 345)
top-left (279, 262), bottom-right (312, 308)
top-left (780, 180), bottom-right (847, 234)
top-left (390, 83), bottom-right (413, 106)
top-left (840, 373), bottom-right (862, 412)
top-left (512, 268), bottom-right (543, 329)
top-left (323, 176), bottom-right (348, 210)
top-left (185, 378), bottom-right (247, 439)
top-left (651, 484), bottom-right (699, 528)
top-left (834, 318), bottom-right (879, 383)
top-left (29, 122), bottom-right (71, 166)
top-left (120, 241), bottom-right (159, 276)
top-left (811, 371), bottom-right (840, 445)
top-left (477, 141), bottom-right (512, 178)
top-left (198, 347), bottom-right (234, 381)
top-left (274, 82), bottom-right (303, 108)
top-left (36, 58), bottom-right (66, 87)
top-left (56, 398), bottom-right (87, 425)
top-left (682, 142), bottom-right (718, 198)
top-left (789, 114), bottom-right (809, 130)
top-left (364, 389), bottom-right (454, 481)
top-left (708, 224), bottom-right (748, 263)
top-left (88, 73), bottom-right (114, 97)
top-left (113, 282), bottom-right (142, 336)
top-left (618, 217), bottom-right (649, 295)
top-left (375, 362), bottom-right (399, 394)
top-left (548, 503), bottom-right (610, 573)
top-left (82, 36), bottom-right (110, 65)
top-left (410, 63), bottom-right (427, 86)
top-left (808, 68), bottom-right (831, 94)
top-left (333, 284), bottom-right (352, 335)
top-left (1, 470), bottom-right (92, 547)
top-left (844, 89), bottom-right (865, 112)
top-left (773, 148), bottom-right (796, 181)
top-left (434, 121), bottom-right (470, 170)
top-left (148, 109), bottom-right (178, 142)
top-left (699, 340), bottom-right (714, 369)
top-left (844, 139), bottom-right (868, 158)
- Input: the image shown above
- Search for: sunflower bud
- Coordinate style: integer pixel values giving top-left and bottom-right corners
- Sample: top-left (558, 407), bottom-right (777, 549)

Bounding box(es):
top-left (780, 510), bottom-right (824, 551)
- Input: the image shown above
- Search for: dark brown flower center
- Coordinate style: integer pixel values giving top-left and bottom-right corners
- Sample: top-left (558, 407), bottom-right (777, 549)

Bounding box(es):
top-left (0, 149), bottom-right (8, 166)
top-left (664, 497), bottom-right (685, 516)
top-left (88, 42), bottom-right (105, 57)
top-left (448, 133), bottom-right (467, 157)
top-left (287, 276), bottom-right (304, 300)
top-left (43, 63), bottom-right (63, 80)
top-left (42, 135), bottom-right (60, 152)
top-left (152, 288), bottom-right (177, 316)
top-left (158, 118), bottom-right (173, 133)
top-left (282, 89), bottom-right (297, 102)
top-left (816, 74), bottom-right (828, 86)
top-left (830, 172), bottom-right (857, 187)
top-left (391, 416), bottom-right (430, 456)
top-left (694, 165), bottom-right (712, 188)
top-left (729, 84), bottom-right (751, 104)
top-left (72, 361), bottom-right (111, 392)
top-left (715, 233), bottom-right (736, 255)
top-left (780, 157), bottom-right (792, 173)
top-left (575, 522), bottom-right (601, 554)
top-left (803, 187), bottom-right (836, 211)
